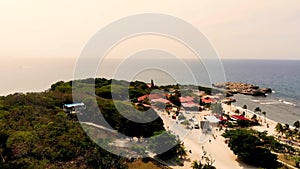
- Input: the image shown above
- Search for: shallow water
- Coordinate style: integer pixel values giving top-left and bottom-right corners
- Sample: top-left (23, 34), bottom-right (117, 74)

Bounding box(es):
top-left (232, 94), bottom-right (299, 125)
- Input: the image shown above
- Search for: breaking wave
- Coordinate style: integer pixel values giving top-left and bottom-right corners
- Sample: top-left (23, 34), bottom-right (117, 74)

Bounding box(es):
top-left (260, 102), bottom-right (279, 105)
top-left (279, 99), bottom-right (296, 106)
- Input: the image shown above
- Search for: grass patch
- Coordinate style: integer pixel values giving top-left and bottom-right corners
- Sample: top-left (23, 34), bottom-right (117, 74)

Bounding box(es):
top-left (278, 154), bottom-right (296, 168)
top-left (127, 159), bottom-right (171, 169)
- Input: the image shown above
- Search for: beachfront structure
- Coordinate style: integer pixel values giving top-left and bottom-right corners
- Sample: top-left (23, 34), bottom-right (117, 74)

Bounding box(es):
top-left (164, 91), bottom-right (176, 97)
top-left (151, 98), bottom-right (170, 104)
top-left (204, 115), bottom-right (221, 123)
top-left (137, 93), bottom-right (164, 102)
top-left (201, 96), bottom-right (217, 104)
top-left (204, 115), bottom-right (221, 128)
top-left (181, 102), bottom-right (199, 108)
top-left (215, 114), bottom-right (228, 123)
top-left (179, 96), bottom-right (195, 103)
top-left (181, 102), bottom-right (201, 111)
top-left (63, 102), bottom-right (86, 114)
top-left (221, 98), bottom-right (236, 104)
top-left (231, 115), bottom-right (249, 121)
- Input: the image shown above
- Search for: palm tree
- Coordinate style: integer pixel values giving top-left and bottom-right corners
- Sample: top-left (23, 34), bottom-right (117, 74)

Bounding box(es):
top-left (275, 123), bottom-right (284, 136)
top-left (251, 114), bottom-right (258, 124)
top-left (283, 123), bottom-right (290, 131)
top-left (285, 129), bottom-right (293, 140)
top-left (283, 124), bottom-right (291, 139)
top-left (191, 160), bottom-right (203, 169)
top-left (177, 143), bottom-right (187, 159)
top-left (262, 111), bottom-right (266, 123)
top-left (234, 109), bottom-right (240, 115)
top-left (293, 121), bottom-right (300, 140)
top-left (242, 105), bottom-right (247, 117)
top-left (254, 107), bottom-right (262, 124)
top-left (293, 121), bottom-right (300, 130)
top-left (292, 128), bottom-right (298, 140)
top-left (254, 107), bottom-right (261, 113)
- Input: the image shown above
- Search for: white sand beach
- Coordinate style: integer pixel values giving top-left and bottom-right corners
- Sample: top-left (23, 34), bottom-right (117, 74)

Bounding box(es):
top-left (157, 109), bottom-right (254, 169)
top-left (155, 101), bottom-right (287, 169)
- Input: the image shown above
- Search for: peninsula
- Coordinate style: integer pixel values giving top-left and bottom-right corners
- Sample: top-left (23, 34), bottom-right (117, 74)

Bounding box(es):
top-left (213, 82), bottom-right (272, 96)
top-left (1, 78), bottom-right (299, 169)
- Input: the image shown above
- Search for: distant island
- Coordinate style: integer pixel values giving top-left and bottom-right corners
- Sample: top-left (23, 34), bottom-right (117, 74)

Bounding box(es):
top-left (213, 82), bottom-right (272, 96)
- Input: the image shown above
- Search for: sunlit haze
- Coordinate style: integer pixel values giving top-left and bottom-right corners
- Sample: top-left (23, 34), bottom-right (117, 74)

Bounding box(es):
top-left (1, 0), bottom-right (300, 95)
top-left (1, 0), bottom-right (300, 60)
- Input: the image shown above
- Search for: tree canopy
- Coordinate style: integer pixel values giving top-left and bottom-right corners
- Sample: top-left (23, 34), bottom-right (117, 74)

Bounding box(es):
top-left (222, 129), bottom-right (281, 169)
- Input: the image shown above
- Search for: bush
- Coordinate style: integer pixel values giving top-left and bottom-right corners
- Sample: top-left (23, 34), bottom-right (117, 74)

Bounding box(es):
top-left (237, 120), bottom-right (251, 128)
top-left (178, 115), bottom-right (186, 121)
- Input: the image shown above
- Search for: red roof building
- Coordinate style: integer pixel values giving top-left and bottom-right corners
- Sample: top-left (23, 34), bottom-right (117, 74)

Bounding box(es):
top-left (215, 114), bottom-right (228, 122)
top-left (179, 96), bottom-right (194, 103)
top-left (151, 98), bottom-right (170, 104)
top-left (201, 97), bottom-right (216, 104)
top-left (138, 93), bottom-right (165, 102)
top-left (231, 115), bottom-right (249, 121)
top-left (181, 102), bottom-right (199, 108)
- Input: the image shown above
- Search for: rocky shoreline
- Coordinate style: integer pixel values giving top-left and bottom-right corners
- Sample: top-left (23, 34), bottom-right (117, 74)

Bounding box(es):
top-left (213, 82), bottom-right (272, 97)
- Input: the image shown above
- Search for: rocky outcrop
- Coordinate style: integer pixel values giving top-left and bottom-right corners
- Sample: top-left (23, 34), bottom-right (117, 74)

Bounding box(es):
top-left (213, 82), bottom-right (272, 97)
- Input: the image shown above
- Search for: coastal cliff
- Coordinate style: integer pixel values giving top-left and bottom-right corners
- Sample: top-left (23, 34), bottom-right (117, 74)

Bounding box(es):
top-left (213, 82), bottom-right (272, 96)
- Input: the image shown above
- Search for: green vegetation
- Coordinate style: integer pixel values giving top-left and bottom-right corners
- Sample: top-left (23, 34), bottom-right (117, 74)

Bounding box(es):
top-left (97, 98), bottom-right (164, 139)
top-left (191, 161), bottom-right (216, 169)
top-left (261, 111), bottom-right (266, 123)
top-left (149, 131), bottom-right (186, 161)
top-left (222, 129), bottom-right (282, 169)
top-left (127, 158), bottom-right (170, 169)
top-left (0, 92), bottom-right (127, 168)
top-left (236, 119), bottom-right (251, 128)
top-left (223, 128), bottom-right (300, 168)
top-left (191, 147), bottom-right (216, 169)
top-left (275, 121), bottom-right (300, 167)
top-left (210, 103), bottom-right (223, 115)
top-left (0, 78), bottom-right (196, 168)
top-left (275, 121), bottom-right (300, 140)
top-left (129, 81), bottom-right (151, 100)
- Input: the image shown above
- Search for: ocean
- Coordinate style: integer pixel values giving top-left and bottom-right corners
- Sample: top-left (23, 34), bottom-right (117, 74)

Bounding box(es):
top-left (222, 60), bottom-right (300, 125)
top-left (1, 58), bottom-right (299, 125)
top-left (182, 59), bottom-right (300, 125)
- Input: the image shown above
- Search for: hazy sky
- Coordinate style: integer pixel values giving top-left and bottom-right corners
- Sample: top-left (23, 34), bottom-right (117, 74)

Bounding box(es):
top-left (1, 0), bottom-right (300, 60)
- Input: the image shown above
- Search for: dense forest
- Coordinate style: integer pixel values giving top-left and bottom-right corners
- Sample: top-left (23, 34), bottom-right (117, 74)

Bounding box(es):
top-left (0, 78), bottom-right (175, 168)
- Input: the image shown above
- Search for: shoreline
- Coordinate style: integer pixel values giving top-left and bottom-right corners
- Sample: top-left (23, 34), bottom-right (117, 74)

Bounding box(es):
top-left (232, 94), bottom-right (300, 126)
top-left (223, 104), bottom-right (278, 136)
top-left (156, 109), bottom-right (252, 169)
top-left (157, 103), bottom-right (297, 169)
